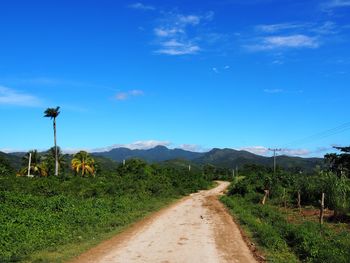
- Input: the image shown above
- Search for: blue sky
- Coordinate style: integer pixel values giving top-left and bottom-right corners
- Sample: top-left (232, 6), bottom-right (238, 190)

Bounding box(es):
top-left (0, 0), bottom-right (349, 157)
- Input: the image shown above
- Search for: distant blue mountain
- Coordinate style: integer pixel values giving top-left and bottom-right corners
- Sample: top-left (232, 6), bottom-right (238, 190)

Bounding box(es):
top-left (92, 145), bottom-right (204, 162)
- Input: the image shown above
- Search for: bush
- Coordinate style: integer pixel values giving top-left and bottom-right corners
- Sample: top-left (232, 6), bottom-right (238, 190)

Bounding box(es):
top-left (0, 162), bottom-right (211, 262)
top-left (221, 195), bottom-right (350, 263)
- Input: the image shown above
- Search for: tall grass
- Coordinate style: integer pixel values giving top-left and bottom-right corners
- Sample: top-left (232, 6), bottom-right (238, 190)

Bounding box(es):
top-left (221, 195), bottom-right (350, 263)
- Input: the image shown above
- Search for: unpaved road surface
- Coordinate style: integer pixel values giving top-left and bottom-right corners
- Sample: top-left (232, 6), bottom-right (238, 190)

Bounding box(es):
top-left (71, 181), bottom-right (257, 263)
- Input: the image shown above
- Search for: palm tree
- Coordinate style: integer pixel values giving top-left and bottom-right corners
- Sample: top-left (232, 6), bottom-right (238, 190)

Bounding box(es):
top-left (71, 151), bottom-right (95, 177)
top-left (44, 107), bottom-right (60, 176)
top-left (42, 146), bottom-right (66, 176)
top-left (21, 150), bottom-right (47, 177)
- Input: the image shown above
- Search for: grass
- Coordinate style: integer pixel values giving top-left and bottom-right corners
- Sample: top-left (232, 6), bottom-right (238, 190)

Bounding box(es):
top-left (0, 163), bottom-right (212, 262)
top-left (221, 195), bottom-right (350, 263)
top-left (24, 197), bottom-right (177, 263)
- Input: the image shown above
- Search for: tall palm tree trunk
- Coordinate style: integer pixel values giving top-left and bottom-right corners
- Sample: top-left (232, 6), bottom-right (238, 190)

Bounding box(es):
top-left (54, 118), bottom-right (58, 176)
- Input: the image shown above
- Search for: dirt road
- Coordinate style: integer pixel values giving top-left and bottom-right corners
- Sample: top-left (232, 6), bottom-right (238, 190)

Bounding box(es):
top-left (71, 181), bottom-right (257, 263)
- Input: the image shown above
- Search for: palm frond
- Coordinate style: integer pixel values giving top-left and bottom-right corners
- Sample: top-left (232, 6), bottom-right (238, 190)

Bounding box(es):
top-left (44, 106), bottom-right (60, 119)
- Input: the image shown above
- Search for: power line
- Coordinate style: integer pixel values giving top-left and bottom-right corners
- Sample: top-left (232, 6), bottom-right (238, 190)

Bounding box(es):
top-left (282, 121), bottom-right (350, 149)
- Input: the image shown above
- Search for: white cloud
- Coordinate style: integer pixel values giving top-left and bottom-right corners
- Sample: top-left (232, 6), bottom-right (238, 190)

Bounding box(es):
top-left (326, 0), bottom-right (350, 7)
top-left (155, 44), bottom-right (200, 55)
top-left (0, 86), bottom-right (41, 107)
top-left (240, 146), bottom-right (310, 157)
top-left (264, 89), bottom-right (284, 94)
top-left (128, 2), bottom-right (155, 10)
top-left (177, 144), bottom-right (208, 152)
top-left (115, 90), bottom-right (144, 101)
top-left (212, 65), bottom-right (231, 73)
top-left (256, 23), bottom-right (307, 33)
top-left (161, 39), bottom-right (186, 47)
top-left (240, 146), bottom-right (270, 156)
top-left (281, 149), bottom-right (310, 156)
top-left (177, 15), bottom-right (201, 26)
top-left (264, 35), bottom-right (319, 48)
top-left (255, 21), bottom-right (337, 35)
top-left (312, 21), bottom-right (337, 34)
top-left (245, 20), bottom-right (342, 54)
top-left (272, 59), bottom-right (284, 65)
top-left (154, 28), bottom-right (184, 37)
top-left (0, 148), bottom-right (20, 153)
top-left (129, 89), bottom-right (144, 96)
top-left (248, 35), bottom-right (319, 51)
top-left (153, 11), bottom-right (214, 56)
top-left (92, 140), bottom-right (172, 152)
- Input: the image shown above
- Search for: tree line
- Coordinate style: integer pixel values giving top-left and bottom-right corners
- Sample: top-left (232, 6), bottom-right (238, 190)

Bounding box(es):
top-left (229, 146), bottom-right (350, 220)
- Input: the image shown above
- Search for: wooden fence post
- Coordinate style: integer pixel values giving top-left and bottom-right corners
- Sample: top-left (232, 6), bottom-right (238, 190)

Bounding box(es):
top-left (320, 192), bottom-right (325, 225)
top-left (297, 190), bottom-right (301, 213)
top-left (283, 188), bottom-right (287, 209)
top-left (261, 190), bottom-right (269, 205)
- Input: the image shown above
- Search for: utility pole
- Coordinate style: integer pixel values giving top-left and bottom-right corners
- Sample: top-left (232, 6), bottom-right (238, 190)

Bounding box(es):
top-left (268, 148), bottom-right (282, 173)
top-left (27, 152), bottom-right (32, 177)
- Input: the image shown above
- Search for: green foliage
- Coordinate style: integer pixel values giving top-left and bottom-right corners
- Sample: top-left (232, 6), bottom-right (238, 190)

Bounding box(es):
top-left (222, 195), bottom-right (350, 263)
top-left (221, 196), bottom-right (298, 262)
top-left (325, 146), bottom-right (350, 177)
top-left (224, 160), bottom-right (350, 262)
top-left (321, 172), bottom-right (350, 216)
top-left (43, 107), bottom-right (60, 119)
top-left (229, 164), bottom-right (350, 216)
top-left (0, 156), bottom-right (14, 176)
top-left (41, 147), bottom-right (67, 176)
top-left (0, 161), bottom-right (210, 262)
top-left (71, 151), bottom-right (96, 177)
top-left (202, 164), bottom-right (233, 181)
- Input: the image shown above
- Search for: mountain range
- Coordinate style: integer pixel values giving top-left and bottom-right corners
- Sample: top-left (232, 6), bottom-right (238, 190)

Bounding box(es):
top-left (92, 145), bottom-right (322, 172)
top-left (0, 145), bottom-right (324, 172)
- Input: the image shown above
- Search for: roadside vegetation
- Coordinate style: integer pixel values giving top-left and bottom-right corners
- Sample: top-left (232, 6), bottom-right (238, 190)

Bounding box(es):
top-left (0, 157), bottom-right (212, 262)
top-left (222, 146), bottom-right (350, 263)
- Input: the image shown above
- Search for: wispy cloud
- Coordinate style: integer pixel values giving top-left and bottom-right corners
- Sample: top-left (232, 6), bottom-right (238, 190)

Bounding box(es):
top-left (264, 89), bottom-right (284, 94)
top-left (152, 11), bottom-right (216, 56)
top-left (66, 141), bottom-right (210, 153)
top-left (211, 65), bottom-right (231, 74)
top-left (245, 20), bottom-right (343, 53)
top-left (129, 5), bottom-right (223, 56)
top-left (0, 86), bottom-right (42, 107)
top-left (325, 0), bottom-right (350, 8)
top-left (282, 148), bottom-right (311, 156)
top-left (240, 146), bottom-right (311, 157)
top-left (156, 43), bottom-right (200, 55)
top-left (247, 35), bottom-right (319, 51)
top-left (128, 2), bottom-right (155, 11)
top-left (240, 146), bottom-right (269, 155)
top-left (312, 21), bottom-right (338, 34)
top-left (255, 21), bottom-right (338, 35)
top-left (115, 90), bottom-right (144, 101)
top-left (91, 140), bottom-right (172, 152)
top-left (212, 67), bottom-right (219, 73)
top-left (177, 144), bottom-right (209, 152)
top-left (256, 23), bottom-right (308, 33)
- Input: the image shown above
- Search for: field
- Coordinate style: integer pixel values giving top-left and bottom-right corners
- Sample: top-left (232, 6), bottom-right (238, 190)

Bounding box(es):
top-left (0, 160), bottom-right (211, 262)
top-left (221, 163), bottom-right (350, 263)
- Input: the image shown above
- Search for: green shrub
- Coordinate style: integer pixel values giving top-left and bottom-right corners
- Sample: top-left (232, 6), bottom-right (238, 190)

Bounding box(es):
top-left (0, 162), bottom-right (211, 262)
top-left (221, 195), bottom-right (350, 263)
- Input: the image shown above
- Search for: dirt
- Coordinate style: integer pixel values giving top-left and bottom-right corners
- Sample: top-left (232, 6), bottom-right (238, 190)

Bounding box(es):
top-left (70, 181), bottom-right (257, 263)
